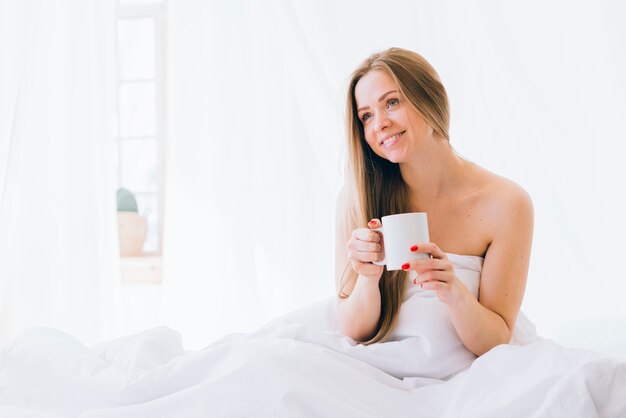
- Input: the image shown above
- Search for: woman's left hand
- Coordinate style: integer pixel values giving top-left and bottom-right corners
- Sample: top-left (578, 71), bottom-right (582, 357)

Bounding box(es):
top-left (402, 242), bottom-right (470, 305)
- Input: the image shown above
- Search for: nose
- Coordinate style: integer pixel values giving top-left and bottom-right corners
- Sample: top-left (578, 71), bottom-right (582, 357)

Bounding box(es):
top-left (374, 113), bottom-right (390, 134)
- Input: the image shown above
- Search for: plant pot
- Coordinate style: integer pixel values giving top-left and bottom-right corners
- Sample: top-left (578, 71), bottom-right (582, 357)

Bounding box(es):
top-left (117, 211), bottom-right (147, 257)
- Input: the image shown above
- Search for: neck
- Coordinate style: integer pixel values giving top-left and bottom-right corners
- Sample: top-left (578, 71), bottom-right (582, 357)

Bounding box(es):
top-left (399, 137), bottom-right (468, 207)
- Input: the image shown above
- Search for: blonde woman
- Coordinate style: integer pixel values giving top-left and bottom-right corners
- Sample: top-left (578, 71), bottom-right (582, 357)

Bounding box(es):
top-left (336, 48), bottom-right (534, 359)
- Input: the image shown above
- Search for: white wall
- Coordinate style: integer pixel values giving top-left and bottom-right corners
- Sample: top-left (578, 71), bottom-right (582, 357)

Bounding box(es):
top-left (412, 1), bottom-right (626, 343)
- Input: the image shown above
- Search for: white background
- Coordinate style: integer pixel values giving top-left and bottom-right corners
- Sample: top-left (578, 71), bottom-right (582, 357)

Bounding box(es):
top-left (1, 0), bottom-right (625, 357)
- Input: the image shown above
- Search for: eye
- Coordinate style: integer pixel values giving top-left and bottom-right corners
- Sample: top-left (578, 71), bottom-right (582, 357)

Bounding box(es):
top-left (361, 112), bottom-right (372, 122)
top-left (387, 98), bottom-right (399, 108)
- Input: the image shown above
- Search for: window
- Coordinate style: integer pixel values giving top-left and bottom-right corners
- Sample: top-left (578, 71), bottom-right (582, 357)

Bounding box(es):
top-left (115, 0), bottom-right (166, 282)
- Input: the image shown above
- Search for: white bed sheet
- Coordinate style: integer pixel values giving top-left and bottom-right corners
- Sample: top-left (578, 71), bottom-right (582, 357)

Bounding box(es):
top-left (0, 298), bottom-right (625, 417)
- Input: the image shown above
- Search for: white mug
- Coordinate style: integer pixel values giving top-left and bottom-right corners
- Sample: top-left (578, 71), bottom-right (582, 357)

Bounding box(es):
top-left (373, 212), bottom-right (430, 271)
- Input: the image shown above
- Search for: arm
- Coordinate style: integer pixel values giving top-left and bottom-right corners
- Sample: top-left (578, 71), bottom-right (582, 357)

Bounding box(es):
top-left (334, 190), bottom-right (385, 342)
top-left (412, 186), bottom-right (534, 355)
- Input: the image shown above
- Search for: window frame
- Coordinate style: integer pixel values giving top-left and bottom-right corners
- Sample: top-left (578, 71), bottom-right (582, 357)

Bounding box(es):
top-left (115, 0), bottom-right (167, 258)
top-left (115, 1), bottom-right (167, 282)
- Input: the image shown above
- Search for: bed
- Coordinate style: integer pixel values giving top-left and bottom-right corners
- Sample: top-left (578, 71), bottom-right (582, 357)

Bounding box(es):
top-left (0, 298), bottom-right (625, 417)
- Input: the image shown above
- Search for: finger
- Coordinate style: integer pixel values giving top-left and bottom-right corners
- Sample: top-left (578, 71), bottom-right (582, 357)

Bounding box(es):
top-left (410, 242), bottom-right (448, 260)
top-left (419, 280), bottom-right (449, 291)
top-left (351, 249), bottom-right (384, 263)
top-left (414, 271), bottom-right (452, 285)
top-left (406, 257), bottom-right (448, 274)
top-left (347, 240), bottom-right (381, 253)
top-left (352, 228), bottom-right (381, 242)
top-left (367, 219), bottom-right (381, 229)
top-left (413, 271), bottom-right (435, 284)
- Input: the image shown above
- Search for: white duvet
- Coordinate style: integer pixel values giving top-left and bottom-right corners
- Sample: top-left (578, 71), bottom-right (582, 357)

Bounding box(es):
top-left (0, 296), bottom-right (625, 418)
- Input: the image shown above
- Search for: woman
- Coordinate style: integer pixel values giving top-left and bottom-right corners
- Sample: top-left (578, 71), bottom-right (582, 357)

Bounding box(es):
top-left (336, 47), bottom-right (534, 357)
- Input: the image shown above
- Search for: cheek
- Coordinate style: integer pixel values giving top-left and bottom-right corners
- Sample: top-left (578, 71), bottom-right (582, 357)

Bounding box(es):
top-left (362, 134), bottom-right (387, 159)
top-left (363, 123), bottom-right (377, 146)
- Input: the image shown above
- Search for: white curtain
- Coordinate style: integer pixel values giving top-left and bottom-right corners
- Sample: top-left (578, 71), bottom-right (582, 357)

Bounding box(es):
top-left (164, 0), bottom-right (626, 349)
top-left (161, 0), bottom-right (423, 348)
top-left (0, 0), bottom-right (119, 346)
top-left (1, 0), bottom-right (624, 352)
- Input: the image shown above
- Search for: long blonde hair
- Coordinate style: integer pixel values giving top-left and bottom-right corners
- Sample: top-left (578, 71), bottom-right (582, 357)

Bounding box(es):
top-left (339, 47), bottom-right (450, 344)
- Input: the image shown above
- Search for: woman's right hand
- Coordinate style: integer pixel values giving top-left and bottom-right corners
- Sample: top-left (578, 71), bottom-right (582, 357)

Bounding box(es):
top-left (346, 218), bottom-right (385, 282)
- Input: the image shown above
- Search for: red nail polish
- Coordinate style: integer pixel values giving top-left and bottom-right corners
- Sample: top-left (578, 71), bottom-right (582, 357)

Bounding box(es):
top-left (368, 220), bottom-right (376, 226)
top-left (413, 278), bottom-right (417, 285)
top-left (410, 245), bottom-right (418, 252)
top-left (402, 263), bottom-right (410, 270)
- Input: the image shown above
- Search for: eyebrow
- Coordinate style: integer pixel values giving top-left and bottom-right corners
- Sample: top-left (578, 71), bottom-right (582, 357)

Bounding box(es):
top-left (357, 90), bottom-right (398, 113)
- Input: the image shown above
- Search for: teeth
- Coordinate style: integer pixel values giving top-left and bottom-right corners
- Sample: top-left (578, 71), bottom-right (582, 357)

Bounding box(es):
top-left (381, 131), bottom-right (404, 145)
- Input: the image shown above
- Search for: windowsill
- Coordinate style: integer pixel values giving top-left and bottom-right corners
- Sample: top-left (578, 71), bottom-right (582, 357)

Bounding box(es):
top-left (120, 255), bottom-right (162, 284)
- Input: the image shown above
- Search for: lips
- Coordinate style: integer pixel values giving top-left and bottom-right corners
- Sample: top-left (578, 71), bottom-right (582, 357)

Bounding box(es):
top-left (379, 131), bottom-right (405, 148)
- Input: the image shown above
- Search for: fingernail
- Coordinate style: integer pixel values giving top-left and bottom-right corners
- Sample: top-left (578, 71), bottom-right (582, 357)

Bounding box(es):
top-left (413, 278), bottom-right (417, 285)
top-left (368, 220), bottom-right (376, 226)
top-left (410, 245), bottom-right (418, 252)
top-left (402, 263), bottom-right (410, 270)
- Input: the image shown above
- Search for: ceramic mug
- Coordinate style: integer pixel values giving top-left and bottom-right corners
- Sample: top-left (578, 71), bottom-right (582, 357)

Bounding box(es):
top-left (373, 212), bottom-right (430, 271)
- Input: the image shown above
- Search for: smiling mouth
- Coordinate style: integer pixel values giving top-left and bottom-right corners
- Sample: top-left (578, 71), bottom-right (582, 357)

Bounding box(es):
top-left (379, 131), bottom-right (405, 146)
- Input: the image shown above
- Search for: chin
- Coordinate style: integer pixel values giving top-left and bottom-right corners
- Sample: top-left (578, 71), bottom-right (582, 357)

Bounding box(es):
top-left (372, 146), bottom-right (407, 164)
top-left (382, 152), bottom-right (408, 164)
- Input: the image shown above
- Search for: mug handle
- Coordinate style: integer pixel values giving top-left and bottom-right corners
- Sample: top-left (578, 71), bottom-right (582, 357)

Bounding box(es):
top-left (371, 226), bottom-right (386, 266)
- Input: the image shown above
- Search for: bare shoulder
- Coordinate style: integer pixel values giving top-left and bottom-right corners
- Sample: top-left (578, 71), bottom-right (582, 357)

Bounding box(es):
top-left (467, 165), bottom-right (534, 332)
top-left (471, 165), bottom-right (534, 241)
top-left (485, 172), bottom-right (531, 213)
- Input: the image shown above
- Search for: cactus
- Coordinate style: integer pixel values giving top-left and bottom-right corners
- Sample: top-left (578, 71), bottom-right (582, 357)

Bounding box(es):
top-left (117, 187), bottom-right (138, 212)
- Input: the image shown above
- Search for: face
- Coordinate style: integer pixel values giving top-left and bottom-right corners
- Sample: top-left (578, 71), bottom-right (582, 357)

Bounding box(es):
top-left (354, 70), bottom-right (433, 163)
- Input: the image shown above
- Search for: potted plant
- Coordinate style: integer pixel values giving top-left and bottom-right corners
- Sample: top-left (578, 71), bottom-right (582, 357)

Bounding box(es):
top-left (116, 187), bottom-right (147, 257)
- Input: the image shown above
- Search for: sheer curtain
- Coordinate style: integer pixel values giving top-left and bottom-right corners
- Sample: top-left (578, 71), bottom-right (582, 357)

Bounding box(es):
top-left (162, 0), bottom-right (421, 348)
top-left (2, 0), bottom-right (624, 353)
top-left (164, 0), bottom-right (626, 350)
top-left (0, 0), bottom-right (119, 346)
